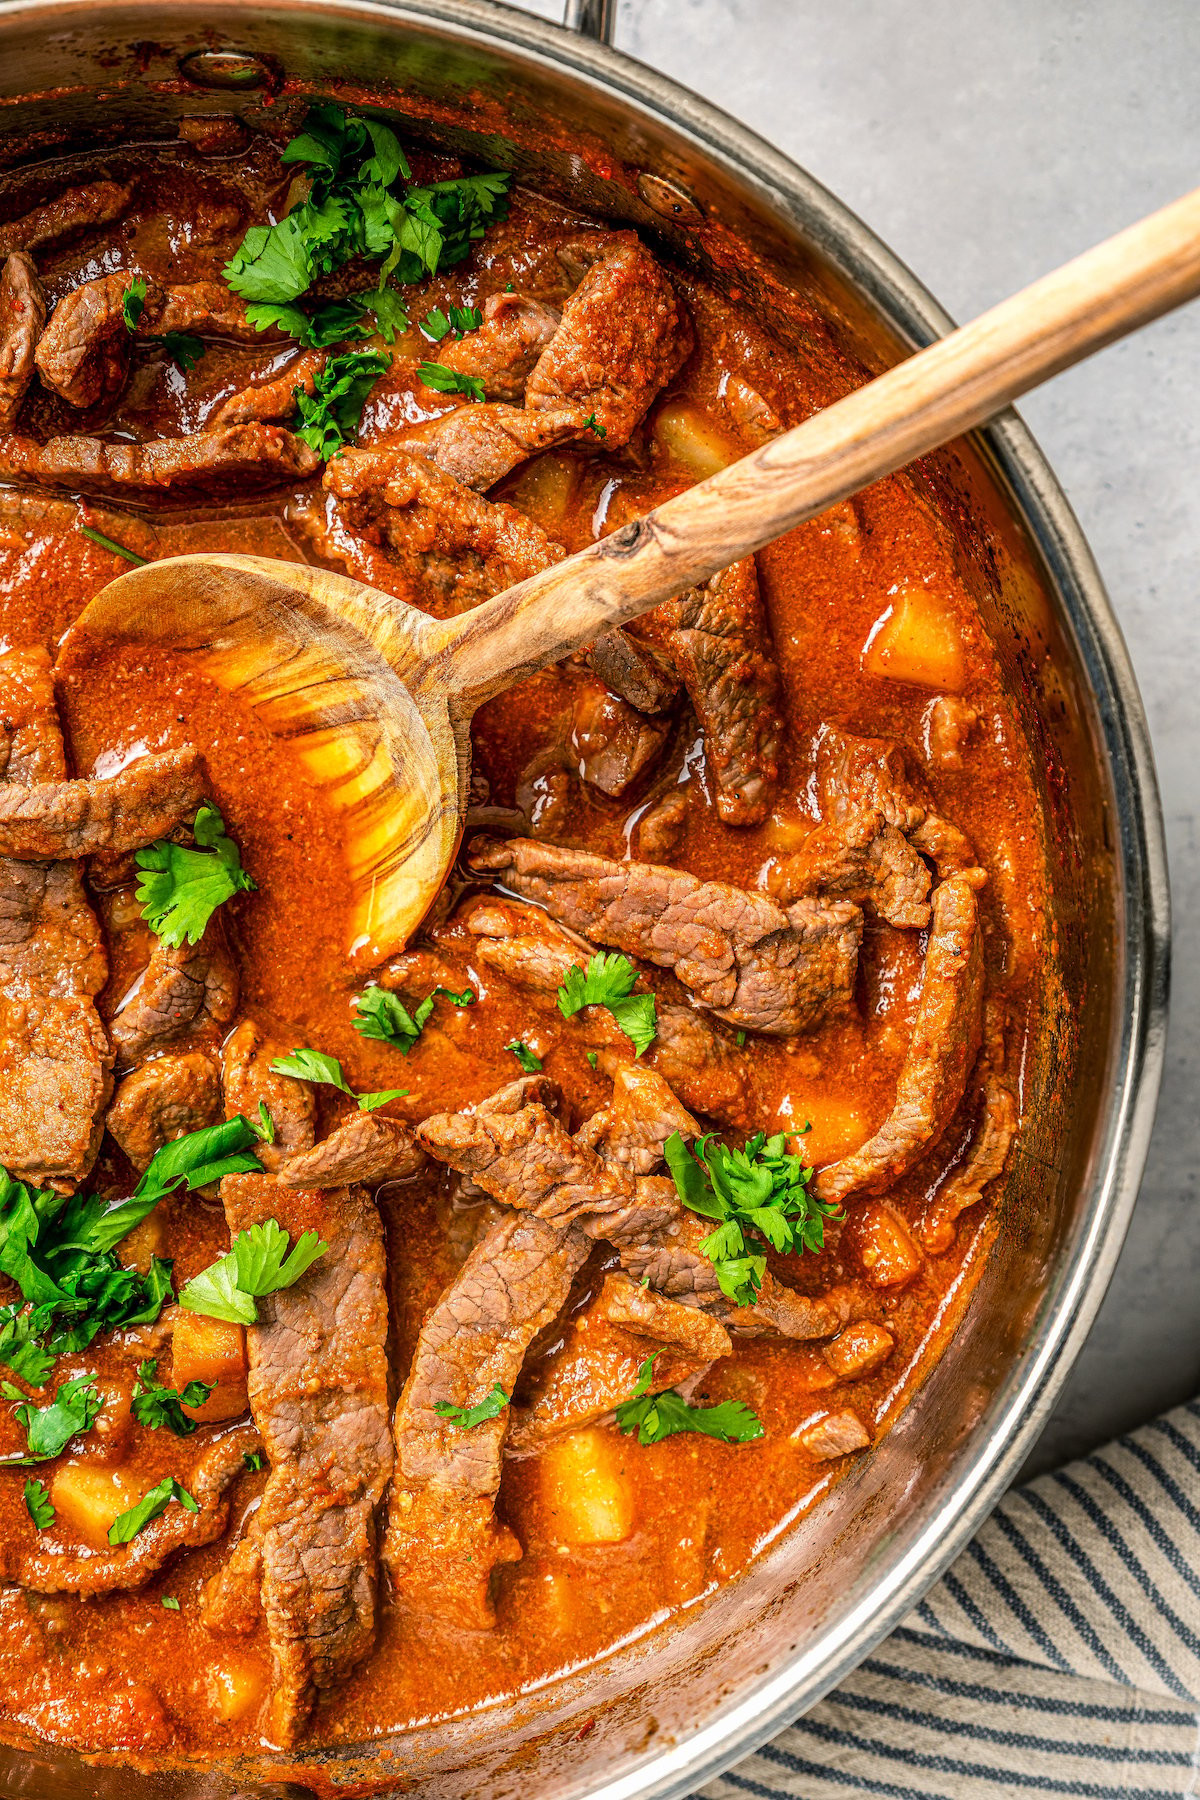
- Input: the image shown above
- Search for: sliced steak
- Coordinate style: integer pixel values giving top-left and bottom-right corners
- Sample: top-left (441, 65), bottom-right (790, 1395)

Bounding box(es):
top-left (468, 835), bottom-right (861, 1035)
top-left (570, 679), bottom-right (670, 797)
top-left (0, 648), bottom-right (111, 1188)
top-left (11, 1424), bottom-right (257, 1596)
top-left (278, 1110), bottom-right (426, 1189)
top-left (919, 1009), bottom-right (1017, 1253)
top-left (642, 558), bottom-right (783, 826)
top-left (221, 1018), bottom-right (316, 1171)
top-left (525, 233), bottom-right (694, 442)
top-left (0, 253), bottom-right (46, 431)
top-left (507, 1271), bottom-right (731, 1452)
top-left (0, 746), bottom-right (205, 860)
top-left (768, 819), bottom-right (932, 929)
top-left (211, 347), bottom-right (326, 427)
top-left (437, 290), bottom-right (561, 403)
top-left (464, 895), bottom-right (758, 1127)
top-left (0, 179), bottom-right (133, 257)
top-left (799, 1408), bottom-right (871, 1460)
top-left (0, 425), bottom-right (319, 495)
top-left (111, 921), bottom-right (238, 1062)
top-left (139, 281), bottom-right (267, 342)
top-left (106, 1049), bottom-right (223, 1169)
top-left (385, 1208), bottom-right (591, 1626)
top-left (590, 627), bottom-right (680, 714)
top-left (206, 1172), bottom-right (393, 1747)
top-left (313, 446), bottom-right (563, 616)
top-left (815, 873), bottom-right (986, 1205)
top-left (394, 401), bottom-right (578, 493)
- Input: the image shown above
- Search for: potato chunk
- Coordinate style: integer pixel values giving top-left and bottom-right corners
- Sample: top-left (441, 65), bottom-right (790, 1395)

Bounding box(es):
top-left (653, 403), bottom-right (736, 477)
top-left (207, 1653), bottom-right (269, 1723)
top-left (775, 1091), bottom-right (868, 1165)
top-left (863, 586), bottom-right (966, 692)
top-left (169, 1308), bottom-right (249, 1422)
top-left (845, 1200), bottom-right (924, 1289)
top-left (51, 1463), bottom-right (141, 1547)
top-left (823, 1321), bottom-right (896, 1381)
top-left (539, 1427), bottom-right (633, 1545)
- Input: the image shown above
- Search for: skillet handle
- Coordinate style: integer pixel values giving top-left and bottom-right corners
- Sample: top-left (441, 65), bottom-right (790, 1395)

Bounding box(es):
top-left (426, 180), bottom-right (1200, 713)
top-left (563, 0), bottom-right (616, 45)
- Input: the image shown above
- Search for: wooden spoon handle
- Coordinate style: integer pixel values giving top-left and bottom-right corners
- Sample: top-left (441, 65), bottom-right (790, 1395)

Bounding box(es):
top-left (426, 182), bottom-right (1200, 710)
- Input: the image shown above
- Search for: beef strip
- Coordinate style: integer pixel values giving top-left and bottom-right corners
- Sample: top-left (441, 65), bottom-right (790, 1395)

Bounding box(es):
top-left (210, 347), bottom-right (326, 427)
top-left (0, 179), bottom-right (133, 258)
top-left (437, 291), bottom-right (561, 402)
top-left (204, 1173), bottom-right (393, 1747)
top-left (799, 1408), bottom-right (871, 1460)
top-left (768, 820), bottom-right (932, 929)
top-left (570, 679), bottom-right (671, 798)
top-left (918, 1007), bottom-right (1017, 1253)
top-left (277, 1110), bottom-right (427, 1189)
top-left (818, 723), bottom-right (982, 885)
top-left (110, 921), bottom-right (239, 1063)
top-left (0, 425), bottom-right (319, 495)
top-left (507, 1271), bottom-right (731, 1451)
top-left (614, 559), bottom-right (783, 826)
top-left (392, 238), bottom-right (692, 491)
top-left (312, 446), bottom-right (563, 616)
top-left (106, 1049), bottom-right (223, 1169)
top-left (462, 895), bottom-right (758, 1127)
top-left (0, 253), bottom-right (45, 431)
top-left (393, 402), bottom-right (579, 494)
top-left (590, 627), bottom-right (679, 714)
top-left (0, 746), bottom-right (204, 860)
top-left (815, 873), bottom-right (986, 1205)
top-left (10, 1423), bottom-right (258, 1596)
top-left (468, 835), bottom-right (862, 1035)
top-left (221, 1018), bottom-right (316, 1171)
top-left (385, 1207), bottom-right (591, 1627)
top-left (139, 281), bottom-right (267, 342)
top-left (0, 648), bottom-right (111, 1187)
top-left (525, 233), bottom-right (694, 442)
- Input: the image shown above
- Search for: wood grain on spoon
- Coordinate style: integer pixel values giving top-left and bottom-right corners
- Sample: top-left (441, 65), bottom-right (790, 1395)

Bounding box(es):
top-left (74, 183), bottom-right (1200, 962)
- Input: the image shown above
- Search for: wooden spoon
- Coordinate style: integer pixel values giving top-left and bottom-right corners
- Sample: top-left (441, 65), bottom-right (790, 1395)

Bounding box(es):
top-left (73, 185), bottom-right (1200, 966)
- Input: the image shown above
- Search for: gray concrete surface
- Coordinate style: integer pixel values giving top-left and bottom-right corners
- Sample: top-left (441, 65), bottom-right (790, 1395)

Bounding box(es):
top-left (515, 0), bottom-right (1200, 1470)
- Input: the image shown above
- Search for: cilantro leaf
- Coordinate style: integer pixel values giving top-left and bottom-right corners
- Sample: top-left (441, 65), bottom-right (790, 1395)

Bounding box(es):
top-left (353, 984), bottom-right (474, 1055)
top-left (79, 525), bottom-right (147, 566)
top-left (180, 1218), bottom-right (329, 1325)
top-left (557, 952), bottom-right (657, 1057)
top-left (295, 349), bottom-right (391, 459)
top-left (123, 276), bottom-right (147, 333)
top-left (582, 411), bottom-right (607, 438)
top-left (421, 304), bottom-right (482, 342)
top-left (357, 1089), bottom-right (409, 1112)
top-left (108, 1476), bottom-right (198, 1546)
top-left (361, 284), bottom-right (409, 341)
top-left (417, 361), bottom-right (484, 403)
top-left (0, 1305), bottom-right (54, 1385)
top-left (243, 1449), bottom-right (264, 1473)
top-left (271, 1047), bottom-right (353, 1094)
top-left (434, 1384), bottom-right (509, 1429)
top-left (158, 331), bottom-right (205, 372)
top-left (85, 1114), bottom-right (262, 1254)
top-left (10, 1373), bottom-right (102, 1461)
top-left (23, 1477), bottom-right (54, 1528)
top-left (135, 801), bottom-right (255, 948)
top-left (161, 1594), bottom-right (180, 1611)
top-left (130, 1358), bottom-right (213, 1436)
top-left (245, 295), bottom-right (372, 347)
top-left (663, 1130), bottom-right (837, 1307)
top-left (614, 1353), bottom-right (763, 1446)
top-left (505, 1039), bottom-right (542, 1073)
top-left (224, 194), bottom-right (349, 304)
top-left (250, 1102), bottom-right (276, 1145)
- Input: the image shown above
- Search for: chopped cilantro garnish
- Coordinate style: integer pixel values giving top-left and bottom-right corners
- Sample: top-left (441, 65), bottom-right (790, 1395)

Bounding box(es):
top-left (93, 1114), bottom-right (264, 1254)
top-left (249, 1101), bottom-right (276, 1145)
top-left (79, 525), bottom-right (148, 566)
top-left (157, 330), bottom-right (205, 372)
top-left (586, 1051), bottom-right (599, 1069)
top-left (135, 800), bottom-right (255, 948)
top-left (179, 1218), bottom-right (328, 1326)
top-left (417, 360), bottom-right (484, 403)
top-left (735, 1030), bottom-right (747, 1048)
top-left (269, 1046), bottom-right (406, 1112)
top-left (23, 1477), bottom-right (54, 1528)
top-left (582, 411), bottom-right (607, 438)
top-left (421, 304), bottom-right (482, 342)
top-left (505, 1039), bottom-right (542, 1074)
top-left (0, 1305), bottom-right (54, 1385)
top-left (223, 103), bottom-right (508, 344)
top-left (108, 1476), bottom-right (198, 1546)
top-left (353, 984), bottom-right (474, 1055)
top-left (122, 276), bottom-right (147, 333)
top-left (131, 1358), bottom-right (214, 1436)
top-left (557, 952), bottom-right (657, 1057)
top-left (664, 1129), bottom-right (837, 1307)
top-left (7, 1373), bottom-right (101, 1462)
top-left (161, 1594), bottom-right (181, 1611)
top-left (434, 1384), bottom-right (509, 1429)
top-left (294, 349), bottom-right (391, 459)
top-left (614, 1351), bottom-right (763, 1446)
top-left (243, 1449), bottom-right (264, 1473)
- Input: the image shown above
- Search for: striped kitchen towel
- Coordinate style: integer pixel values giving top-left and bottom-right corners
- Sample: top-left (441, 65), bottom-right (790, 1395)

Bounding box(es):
top-left (704, 1399), bottom-right (1200, 1800)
